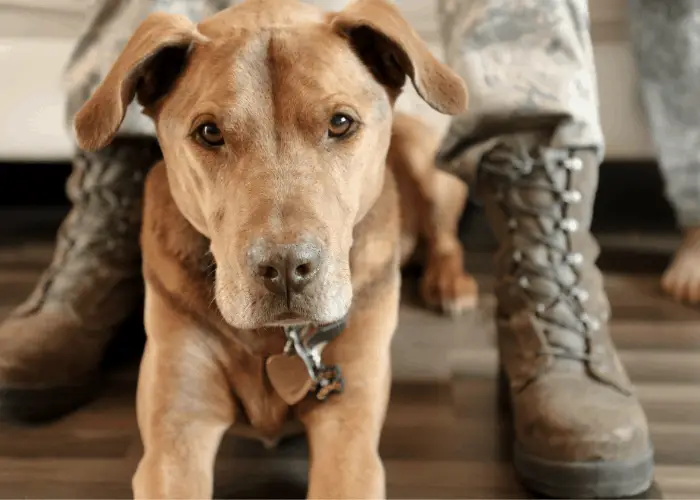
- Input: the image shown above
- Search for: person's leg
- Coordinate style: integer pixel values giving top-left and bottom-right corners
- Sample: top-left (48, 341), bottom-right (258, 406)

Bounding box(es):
top-left (628, 0), bottom-right (700, 304)
top-left (0, 0), bottom-right (227, 423)
top-left (436, 0), bottom-right (653, 497)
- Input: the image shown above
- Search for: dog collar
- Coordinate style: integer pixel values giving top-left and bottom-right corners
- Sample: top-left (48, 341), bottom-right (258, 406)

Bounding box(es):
top-left (265, 317), bottom-right (347, 405)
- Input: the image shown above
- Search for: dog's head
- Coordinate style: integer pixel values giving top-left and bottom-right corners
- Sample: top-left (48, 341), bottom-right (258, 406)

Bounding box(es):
top-left (74, 0), bottom-right (466, 329)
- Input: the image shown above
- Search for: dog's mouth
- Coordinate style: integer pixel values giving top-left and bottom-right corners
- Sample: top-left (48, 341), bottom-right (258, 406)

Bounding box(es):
top-left (265, 311), bottom-right (307, 327)
top-left (263, 310), bottom-right (347, 329)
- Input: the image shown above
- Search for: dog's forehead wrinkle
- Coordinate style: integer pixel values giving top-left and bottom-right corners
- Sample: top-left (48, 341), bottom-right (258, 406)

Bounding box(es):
top-left (199, 0), bottom-right (325, 36)
top-left (232, 31), bottom-right (274, 121)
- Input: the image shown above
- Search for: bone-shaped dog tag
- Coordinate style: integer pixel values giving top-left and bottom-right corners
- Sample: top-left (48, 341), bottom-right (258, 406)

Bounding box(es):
top-left (266, 354), bottom-right (314, 405)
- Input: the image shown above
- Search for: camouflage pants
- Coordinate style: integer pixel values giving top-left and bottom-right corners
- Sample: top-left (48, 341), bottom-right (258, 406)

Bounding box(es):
top-left (437, 0), bottom-right (700, 228)
top-left (627, 0), bottom-right (700, 227)
top-left (65, 0), bottom-right (700, 227)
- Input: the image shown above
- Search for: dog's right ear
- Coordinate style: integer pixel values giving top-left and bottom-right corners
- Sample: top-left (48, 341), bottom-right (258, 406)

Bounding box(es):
top-left (73, 12), bottom-right (205, 152)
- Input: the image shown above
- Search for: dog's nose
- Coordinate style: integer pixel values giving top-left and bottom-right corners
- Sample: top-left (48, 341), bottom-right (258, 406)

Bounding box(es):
top-left (249, 242), bottom-right (323, 296)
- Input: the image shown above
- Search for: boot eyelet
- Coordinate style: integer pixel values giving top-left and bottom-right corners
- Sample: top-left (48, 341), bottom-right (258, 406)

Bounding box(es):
top-left (562, 190), bottom-right (582, 203)
top-left (566, 252), bottom-right (584, 266)
top-left (519, 276), bottom-right (530, 288)
top-left (535, 303), bottom-right (546, 314)
top-left (581, 313), bottom-right (600, 332)
top-left (508, 219), bottom-right (518, 230)
top-left (573, 288), bottom-right (589, 303)
top-left (513, 251), bottom-right (523, 262)
top-left (563, 157), bottom-right (584, 171)
top-left (560, 219), bottom-right (579, 232)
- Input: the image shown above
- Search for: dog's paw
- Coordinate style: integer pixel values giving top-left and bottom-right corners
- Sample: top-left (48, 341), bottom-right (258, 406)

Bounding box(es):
top-left (420, 254), bottom-right (478, 316)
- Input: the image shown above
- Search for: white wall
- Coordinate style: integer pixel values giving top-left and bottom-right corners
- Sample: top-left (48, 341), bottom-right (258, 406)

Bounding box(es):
top-left (0, 0), bottom-right (654, 162)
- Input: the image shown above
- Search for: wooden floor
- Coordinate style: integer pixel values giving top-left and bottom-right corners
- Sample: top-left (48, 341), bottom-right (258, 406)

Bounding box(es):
top-left (0, 218), bottom-right (698, 499)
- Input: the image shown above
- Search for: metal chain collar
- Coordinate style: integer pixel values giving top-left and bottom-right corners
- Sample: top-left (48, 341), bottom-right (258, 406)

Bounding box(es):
top-left (282, 317), bottom-right (347, 402)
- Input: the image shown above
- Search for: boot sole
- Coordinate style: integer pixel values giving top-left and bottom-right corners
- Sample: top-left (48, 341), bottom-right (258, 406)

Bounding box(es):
top-left (514, 443), bottom-right (655, 499)
top-left (0, 377), bottom-right (100, 424)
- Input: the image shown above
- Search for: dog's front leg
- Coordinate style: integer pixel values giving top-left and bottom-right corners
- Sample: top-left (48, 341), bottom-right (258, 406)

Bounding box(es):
top-left (132, 283), bottom-right (235, 500)
top-left (298, 280), bottom-right (399, 500)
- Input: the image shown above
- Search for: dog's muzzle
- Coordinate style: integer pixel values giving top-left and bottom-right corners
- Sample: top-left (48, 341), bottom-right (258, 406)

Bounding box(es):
top-left (247, 240), bottom-right (325, 302)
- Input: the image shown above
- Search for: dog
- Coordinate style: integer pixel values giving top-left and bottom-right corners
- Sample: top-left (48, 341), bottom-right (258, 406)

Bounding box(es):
top-left (73, 0), bottom-right (474, 497)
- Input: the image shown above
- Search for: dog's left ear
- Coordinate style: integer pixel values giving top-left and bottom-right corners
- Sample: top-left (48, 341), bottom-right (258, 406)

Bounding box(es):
top-left (330, 0), bottom-right (467, 115)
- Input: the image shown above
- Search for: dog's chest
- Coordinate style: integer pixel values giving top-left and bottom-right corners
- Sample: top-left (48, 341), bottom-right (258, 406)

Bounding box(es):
top-left (228, 383), bottom-right (303, 448)
top-left (230, 386), bottom-right (297, 446)
top-left (222, 322), bottom-right (342, 445)
top-left (218, 330), bottom-right (294, 440)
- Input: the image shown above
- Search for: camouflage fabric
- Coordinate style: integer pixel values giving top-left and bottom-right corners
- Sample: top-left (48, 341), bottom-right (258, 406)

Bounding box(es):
top-left (436, 0), bottom-right (700, 230)
top-left (435, 0), bottom-right (604, 180)
top-left (628, 0), bottom-right (700, 227)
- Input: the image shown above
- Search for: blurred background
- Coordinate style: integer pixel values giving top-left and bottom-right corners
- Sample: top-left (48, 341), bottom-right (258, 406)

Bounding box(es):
top-left (0, 0), bottom-right (676, 235)
top-left (0, 0), bottom-right (656, 162)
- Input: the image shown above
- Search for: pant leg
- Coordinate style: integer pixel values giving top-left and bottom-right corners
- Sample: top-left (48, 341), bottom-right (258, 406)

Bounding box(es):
top-left (63, 0), bottom-right (229, 139)
top-left (435, 0), bottom-right (603, 182)
top-left (628, 0), bottom-right (700, 228)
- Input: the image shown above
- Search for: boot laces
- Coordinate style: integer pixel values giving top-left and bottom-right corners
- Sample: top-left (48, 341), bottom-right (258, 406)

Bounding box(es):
top-left (482, 143), bottom-right (599, 362)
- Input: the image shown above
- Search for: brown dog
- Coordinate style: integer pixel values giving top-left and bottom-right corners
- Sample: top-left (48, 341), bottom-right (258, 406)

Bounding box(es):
top-left (74, 0), bottom-right (473, 498)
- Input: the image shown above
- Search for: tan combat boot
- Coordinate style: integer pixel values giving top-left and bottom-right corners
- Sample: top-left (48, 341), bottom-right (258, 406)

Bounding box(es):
top-left (476, 131), bottom-right (654, 498)
top-left (0, 138), bottom-right (161, 422)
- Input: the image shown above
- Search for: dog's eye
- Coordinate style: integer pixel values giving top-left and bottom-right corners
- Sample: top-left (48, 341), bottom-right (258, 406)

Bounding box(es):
top-left (196, 122), bottom-right (224, 147)
top-left (328, 113), bottom-right (355, 138)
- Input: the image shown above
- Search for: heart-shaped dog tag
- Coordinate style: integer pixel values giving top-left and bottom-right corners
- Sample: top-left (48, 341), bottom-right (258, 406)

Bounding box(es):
top-left (266, 354), bottom-right (314, 405)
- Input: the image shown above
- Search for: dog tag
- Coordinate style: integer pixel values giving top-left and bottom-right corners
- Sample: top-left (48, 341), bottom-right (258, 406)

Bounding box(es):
top-left (266, 354), bottom-right (314, 405)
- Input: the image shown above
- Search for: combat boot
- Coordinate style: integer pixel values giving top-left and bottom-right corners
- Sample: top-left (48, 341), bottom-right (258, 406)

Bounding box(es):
top-left (0, 139), bottom-right (161, 422)
top-left (476, 130), bottom-right (654, 498)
